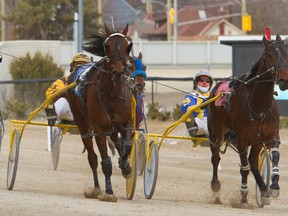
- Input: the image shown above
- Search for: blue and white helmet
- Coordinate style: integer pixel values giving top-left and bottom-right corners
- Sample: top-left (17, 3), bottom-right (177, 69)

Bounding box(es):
top-left (193, 69), bottom-right (213, 90)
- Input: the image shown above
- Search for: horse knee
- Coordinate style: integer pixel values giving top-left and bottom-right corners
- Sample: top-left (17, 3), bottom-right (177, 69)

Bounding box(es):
top-left (101, 157), bottom-right (112, 176)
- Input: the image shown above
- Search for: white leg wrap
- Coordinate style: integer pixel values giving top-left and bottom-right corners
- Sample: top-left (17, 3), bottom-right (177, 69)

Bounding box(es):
top-left (240, 164), bottom-right (250, 171)
top-left (241, 183), bottom-right (248, 192)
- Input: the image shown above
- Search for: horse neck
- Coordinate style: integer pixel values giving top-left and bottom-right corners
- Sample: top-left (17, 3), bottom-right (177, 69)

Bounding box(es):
top-left (249, 59), bottom-right (275, 112)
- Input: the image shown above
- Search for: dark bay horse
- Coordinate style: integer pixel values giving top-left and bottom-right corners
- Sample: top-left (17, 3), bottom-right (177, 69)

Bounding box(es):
top-left (67, 24), bottom-right (136, 201)
top-left (207, 35), bottom-right (288, 207)
top-left (107, 53), bottom-right (147, 167)
top-left (129, 52), bottom-right (147, 130)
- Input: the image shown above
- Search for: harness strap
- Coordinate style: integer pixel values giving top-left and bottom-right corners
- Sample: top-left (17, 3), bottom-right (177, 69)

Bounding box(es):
top-left (81, 131), bottom-right (113, 139)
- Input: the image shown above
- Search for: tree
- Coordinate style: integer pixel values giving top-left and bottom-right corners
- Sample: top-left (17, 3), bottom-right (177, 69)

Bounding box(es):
top-left (247, 0), bottom-right (288, 35)
top-left (6, 0), bottom-right (97, 40)
top-left (8, 51), bottom-right (64, 116)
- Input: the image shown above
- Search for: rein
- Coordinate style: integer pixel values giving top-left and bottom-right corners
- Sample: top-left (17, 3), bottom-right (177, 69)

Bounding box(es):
top-left (243, 67), bottom-right (276, 85)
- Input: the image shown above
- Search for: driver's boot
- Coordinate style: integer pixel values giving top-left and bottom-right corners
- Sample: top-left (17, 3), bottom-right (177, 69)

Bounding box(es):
top-left (185, 117), bottom-right (198, 137)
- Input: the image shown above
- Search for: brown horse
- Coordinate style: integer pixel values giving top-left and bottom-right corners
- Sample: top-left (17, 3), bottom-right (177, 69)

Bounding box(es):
top-left (67, 24), bottom-right (135, 201)
top-left (207, 35), bottom-right (288, 207)
top-left (107, 53), bottom-right (147, 165)
top-left (129, 52), bottom-right (146, 130)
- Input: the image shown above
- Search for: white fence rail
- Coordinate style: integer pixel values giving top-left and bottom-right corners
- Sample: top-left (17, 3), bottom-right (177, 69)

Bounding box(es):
top-left (0, 40), bottom-right (232, 77)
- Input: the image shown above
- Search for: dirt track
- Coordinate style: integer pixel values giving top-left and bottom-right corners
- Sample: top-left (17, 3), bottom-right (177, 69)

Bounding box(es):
top-left (0, 119), bottom-right (288, 216)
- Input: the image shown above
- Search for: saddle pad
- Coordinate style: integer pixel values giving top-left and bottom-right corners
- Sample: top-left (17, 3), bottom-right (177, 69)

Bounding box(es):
top-left (215, 81), bottom-right (231, 106)
top-left (72, 62), bottom-right (94, 96)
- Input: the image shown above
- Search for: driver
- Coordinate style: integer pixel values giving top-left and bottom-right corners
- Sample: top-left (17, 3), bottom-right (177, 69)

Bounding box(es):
top-left (45, 53), bottom-right (91, 125)
top-left (181, 70), bottom-right (213, 137)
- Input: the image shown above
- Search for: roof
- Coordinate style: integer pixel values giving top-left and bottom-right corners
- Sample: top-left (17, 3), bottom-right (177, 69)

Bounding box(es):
top-left (219, 35), bottom-right (288, 45)
top-left (140, 5), bottom-right (244, 40)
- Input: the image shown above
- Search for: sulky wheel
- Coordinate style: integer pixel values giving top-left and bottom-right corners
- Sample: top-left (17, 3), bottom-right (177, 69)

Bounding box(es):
top-left (144, 141), bottom-right (159, 199)
top-left (51, 127), bottom-right (62, 170)
top-left (137, 131), bottom-right (146, 176)
top-left (256, 149), bottom-right (271, 208)
top-left (7, 129), bottom-right (20, 190)
top-left (126, 137), bottom-right (138, 200)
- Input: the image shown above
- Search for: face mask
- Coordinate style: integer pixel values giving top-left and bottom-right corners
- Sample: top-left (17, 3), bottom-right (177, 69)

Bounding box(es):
top-left (197, 85), bottom-right (209, 93)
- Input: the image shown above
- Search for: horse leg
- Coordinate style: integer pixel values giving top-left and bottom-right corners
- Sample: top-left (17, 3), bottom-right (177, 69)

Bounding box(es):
top-left (81, 136), bottom-right (103, 199)
top-left (249, 144), bottom-right (270, 205)
top-left (238, 148), bottom-right (250, 205)
top-left (270, 146), bottom-right (280, 198)
top-left (68, 101), bottom-right (103, 199)
top-left (95, 135), bottom-right (115, 197)
top-left (210, 144), bottom-right (221, 192)
top-left (118, 128), bottom-right (132, 179)
top-left (110, 131), bottom-right (132, 178)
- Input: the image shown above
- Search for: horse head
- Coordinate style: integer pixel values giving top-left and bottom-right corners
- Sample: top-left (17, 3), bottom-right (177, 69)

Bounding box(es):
top-left (263, 34), bottom-right (288, 90)
top-left (129, 52), bottom-right (147, 95)
top-left (103, 24), bottom-right (133, 78)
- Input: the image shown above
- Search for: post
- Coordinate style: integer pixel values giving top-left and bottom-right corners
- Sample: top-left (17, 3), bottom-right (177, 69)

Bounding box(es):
top-left (167, 0), bottom-right (171, 41)
top-left (1, 0), bottom-right (5, 41)
top-left (98, 0), bottom-right (103, 26)
top-left (173, 0), bottom-right (177, 41)
top-left (78, 0), bottom-right (83, 52)
top-left (73, 12), bottom-right (79, 54)
top-left (242, 0), bottom-right (246, 15)
top-left (151, 80), bottom-right (154, 104)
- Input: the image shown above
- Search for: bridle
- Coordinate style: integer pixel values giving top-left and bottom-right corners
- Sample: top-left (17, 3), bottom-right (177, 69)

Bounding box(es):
top-left (244, 41), bottom-right (288, 85)
top-left (103, 33), bottom-right (130, 70)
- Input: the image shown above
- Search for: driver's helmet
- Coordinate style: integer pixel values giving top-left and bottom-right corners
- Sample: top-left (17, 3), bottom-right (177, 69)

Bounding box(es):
top-left (70, 53), bottom-right (91, 72)
top-left (71, 53), bottom-right (90, 65)
top-left (193, 69), bottom-right (213, 90)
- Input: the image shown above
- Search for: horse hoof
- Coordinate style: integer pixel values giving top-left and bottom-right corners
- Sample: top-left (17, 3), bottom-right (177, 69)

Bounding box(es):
top-left (211, 179), bottom-right (221, 192)
top-left (84, 187), bottom-right (103, 199)
top-left (122, 166), bottom-right (132, 179)
top-left (98, 193), bottom-right (118, 202)
top-left (269, 189), bottom-right (280, 198)
top-left (240, 202), bottom-right (250, 209)
top-left (119, 159), bottom-right (132, 179)
top-left (261, 196), bottom-right (271, 206)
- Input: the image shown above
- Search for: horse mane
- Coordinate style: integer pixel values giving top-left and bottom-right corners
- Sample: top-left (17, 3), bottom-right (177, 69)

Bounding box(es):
top-left (244, 59), bottom-right (261, 81)
top-left (82, 30), bottom-right (108, 57)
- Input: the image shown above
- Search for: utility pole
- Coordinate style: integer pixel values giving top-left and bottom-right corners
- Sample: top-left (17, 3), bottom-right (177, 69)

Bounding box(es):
top-left (167, 0), bottom-right (171, 41)
top-left (78, 0), bottom-right (83, 52)
top-left (98, 0), bottom-right (103, 26)
top-left (173, 0), bottom-right (177, 41)
top-left (241, 0), bottom-right (252, 32)
top-left (242, 0), bottom-right (246, 15)
top-left (146, 1), bottom-right (153, 20)
top-left (1, 0), bottom-right (5, 41)
top-left (74, 12), bottom-right (79, 54)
